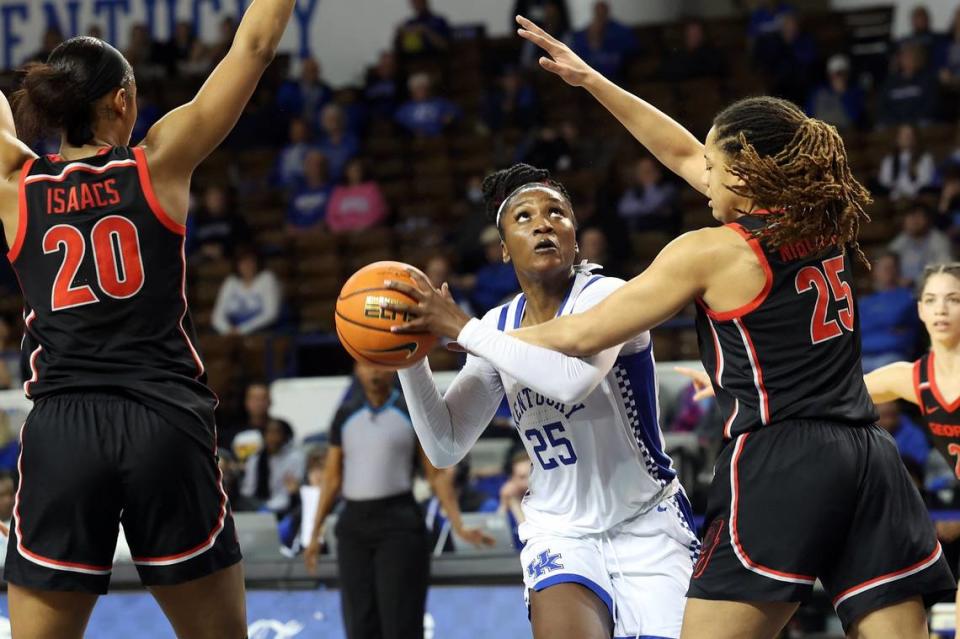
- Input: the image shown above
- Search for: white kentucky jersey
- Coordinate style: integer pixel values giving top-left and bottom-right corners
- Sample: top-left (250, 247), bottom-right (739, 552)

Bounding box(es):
top-left (488, 271), bottom-right (679, 538)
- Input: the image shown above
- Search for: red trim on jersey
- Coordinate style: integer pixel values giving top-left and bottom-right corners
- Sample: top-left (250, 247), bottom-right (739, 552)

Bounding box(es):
top-left (7, 157), bottom-right (36, 263)
top-left (914, 359), bottom-right (925, 414)
top-left (734, 319), bottom-right (771, 425)
top-left (928, 352), bottom-right (960, 413)
top-left (730, 434), bottom-right (816, 584)
top-left (131, 472), bottom-right (227, 565)
top-left (831, 543), bottom-right (943, 608)
top-left (22, 310), bottom-right (39, 398)
top-left (23, 159), bottom-right (137, 185)
top-left (178, 240), bottom-right (205, 379)
top-left (96, 147), bottom-right (111, 156)
top-left (132, 147), bottom-right (186, 236)
top-left (13, 422), bottom-right (112, 575)
top-left (699, 223), bottom-right (773, 322)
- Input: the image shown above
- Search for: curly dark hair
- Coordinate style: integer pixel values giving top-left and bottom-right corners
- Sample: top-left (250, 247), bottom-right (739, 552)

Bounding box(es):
top-left (712, 96), bottom-right (873, 265)
top-left (481, 163), bottom-right (573, 230)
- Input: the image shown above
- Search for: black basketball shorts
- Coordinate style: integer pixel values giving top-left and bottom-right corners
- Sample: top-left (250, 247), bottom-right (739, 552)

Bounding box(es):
top-left (688, 419), bottom-right (955, 631)
top-left (4, 392), bottom-right (242, 594)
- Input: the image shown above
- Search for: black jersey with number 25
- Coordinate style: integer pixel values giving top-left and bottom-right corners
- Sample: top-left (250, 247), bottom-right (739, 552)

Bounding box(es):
top-left (8, 147), bottom-right (217, 445)
top-left (694, 214), bottom-right (877, 438)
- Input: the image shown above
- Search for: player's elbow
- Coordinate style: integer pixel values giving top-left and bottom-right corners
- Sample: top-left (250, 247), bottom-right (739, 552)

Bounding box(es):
top-left (235, 35), bottom-right (278, 67)
top-left (422, 446), bottom-right (463, 469)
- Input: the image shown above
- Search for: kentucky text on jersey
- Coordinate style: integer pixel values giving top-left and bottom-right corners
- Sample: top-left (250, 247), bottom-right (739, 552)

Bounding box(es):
top-left (512, 386), bottom-right (585, 423)
top-left (46, 179), bottom-right (121, 214)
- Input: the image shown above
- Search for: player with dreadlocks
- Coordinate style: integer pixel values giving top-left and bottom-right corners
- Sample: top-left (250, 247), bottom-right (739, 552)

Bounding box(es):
top-left (485, 15), bottom-right (954, 639)
top-left (383, 163), bottom-right (699, 639)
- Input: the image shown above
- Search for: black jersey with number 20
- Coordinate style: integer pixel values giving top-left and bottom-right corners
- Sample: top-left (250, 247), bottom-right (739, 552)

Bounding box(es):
top-left (8, 147), bottom-right (216, 445)
top-left (694, 214), bottom-right (877, 438)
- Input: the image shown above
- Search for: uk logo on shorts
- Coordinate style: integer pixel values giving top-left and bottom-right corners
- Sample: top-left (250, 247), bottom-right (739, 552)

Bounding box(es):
top-left (527, 549), bottom-right (563, 579)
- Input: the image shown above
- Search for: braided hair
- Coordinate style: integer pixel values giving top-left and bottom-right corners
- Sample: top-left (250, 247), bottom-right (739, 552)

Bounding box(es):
top-left (481, 163), bottom-right (574, 230)
top-left (712, 96), bottom-right (872, 265)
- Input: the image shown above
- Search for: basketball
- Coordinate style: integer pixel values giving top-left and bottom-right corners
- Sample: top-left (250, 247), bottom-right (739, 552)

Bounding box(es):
top-left (335, 261), bottom-right (438, 370)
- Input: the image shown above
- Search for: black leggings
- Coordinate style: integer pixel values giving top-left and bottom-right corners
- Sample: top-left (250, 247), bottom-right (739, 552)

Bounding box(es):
top-left (335, 492), bottom-right (430, 639)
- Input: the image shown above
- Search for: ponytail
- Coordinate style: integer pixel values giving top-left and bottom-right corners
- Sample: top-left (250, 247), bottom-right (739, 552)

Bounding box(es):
top-left (10, 36), bottom-right (134, 146)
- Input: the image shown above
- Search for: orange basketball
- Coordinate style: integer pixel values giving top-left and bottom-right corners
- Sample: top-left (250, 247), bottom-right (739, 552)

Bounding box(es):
top-left (335, 261), bottom-right (438, 370)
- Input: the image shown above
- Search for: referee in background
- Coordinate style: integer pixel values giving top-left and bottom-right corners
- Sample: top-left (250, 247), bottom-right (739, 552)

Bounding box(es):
top-left (305, 361), bottom-right (493, 639)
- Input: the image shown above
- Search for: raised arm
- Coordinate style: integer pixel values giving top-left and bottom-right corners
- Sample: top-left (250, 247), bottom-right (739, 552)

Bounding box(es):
top-left (397, 355), bottom-right (505, 468)
top-left (0, 89), bottom-right (35, 179)
top-left (864, 361), bottom-right (918, 405)
top-left (516, 15), bottom-right (706, 195)
top-left (143, 0), bottom-right (295, 176)
top-left (510, 230), bottom-right (718, 357)
top-left (383, 274), bottom-right (634, 405)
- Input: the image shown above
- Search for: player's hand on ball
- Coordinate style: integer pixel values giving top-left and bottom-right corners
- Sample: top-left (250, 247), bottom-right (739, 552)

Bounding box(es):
top-left (516, 15), bottom-right (596, 87)
top-left (456, 525), bottom-right (497, 548)
top-left (673, 366), bottom-right (715, 401)
top-left (382, 270), bottom-right (473, 340)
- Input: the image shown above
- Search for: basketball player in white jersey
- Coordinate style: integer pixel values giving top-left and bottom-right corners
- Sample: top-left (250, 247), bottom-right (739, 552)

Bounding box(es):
top-left (384, 164), bottom-right (698, 639)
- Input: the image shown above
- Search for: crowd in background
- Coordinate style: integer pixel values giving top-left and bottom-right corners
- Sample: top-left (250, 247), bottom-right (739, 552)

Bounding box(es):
top-left (0, 0), bottom-right (958, 552)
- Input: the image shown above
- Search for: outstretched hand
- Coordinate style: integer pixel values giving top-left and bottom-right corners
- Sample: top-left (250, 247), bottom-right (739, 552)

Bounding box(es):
top-left (516, 15), bottom-right (596, 87)
top-left (673, 366), bottom-right (715, 401)
top-left (382, 269), bottom-right (473, 341)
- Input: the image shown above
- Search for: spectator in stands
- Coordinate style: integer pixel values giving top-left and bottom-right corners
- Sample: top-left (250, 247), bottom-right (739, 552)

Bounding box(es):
top-left (514, 0), bottom-right (570, 34)
top-left (889, 202), bottom-right (954, 284)
top-left (902, 5), bottom-right (946, 70)
top-left (806, 54), bottom-right (866, 129)
top-left (276, 57), bottom-right (334, 124)
top-left (877, 402), bottom-right (930, 468)
top-left (877, 42), bottom-right (939, 127)
top-left (317, 104), bottom-right (360, 181)
top-left (940, 7), bottom-right (960, 89)
top-left (425, 253), bottom-right (474, 315)
top-left (394, 0), bottom-right (451, 57)
top-left (877, 124), bottom-right (936, 200)
top-left (754, 12), bottom-right (817, 105)
top-left (206, 16), bottom-right (238, 68)
top-left (939, 165), bottom-right (960, 235)
top-left (519, 1), bottom-right (571, 68)
top-left (747, 0), bottom-right (795, 42)
top-left (617, 156), bottom-right (680, 232)
top-left (859, 253), bottom-right (920, 371)
top-left (462, 226), bottom-right (521, 315)
top-left (29, 27), bottom-right (63, 63)
top-left (225, 382), bottom-right (273, 452)
top-left (240, 418), bottom-right (305, 518)
top-left (570, 1), bottom-right (639, 81)
top-left (394, 72), bottom-right (460, 137)
top-left (520, 120), bottom-right (606, 172)
top-left (305, 361), bottom-right (490, 639)
top-left (273, 117), bottom-right (318, 190)
top-left (287, 149), bottom-right (333, 232)
top-left (483, 66), bottom-right (541, 132)
top-left (426, 460), bottom-right (501, 552)
top-left (326, 158), bottom-right (389, 233)
top-left (364, 50), bottom-right (401, 119)
top-left (499, 450), bottom-right (531, 528)
top-left (660, 19), bottom-right (726, 81)
top-left (212, 246), bottom-right (282, 337)
top-left (160, 20), bottom-right (206, 76)
top-left (131, 89), bottom-right (161, 144)
top-left (189, 184), bottom-right (249, 259)
top-left (578, 226), bottom-right (623, 277)
top-left (124, 23), bottom-right (161, 78)
top-left (0, 315), bottom-right (20, 390)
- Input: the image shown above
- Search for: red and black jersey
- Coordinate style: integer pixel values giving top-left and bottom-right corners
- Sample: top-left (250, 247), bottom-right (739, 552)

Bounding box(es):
top-left (915, 352), bottom-right (960, 478)
top-left (8, 147), bottom-right (217, 447)
top-left (694, 214), bottom-right (877, 438)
